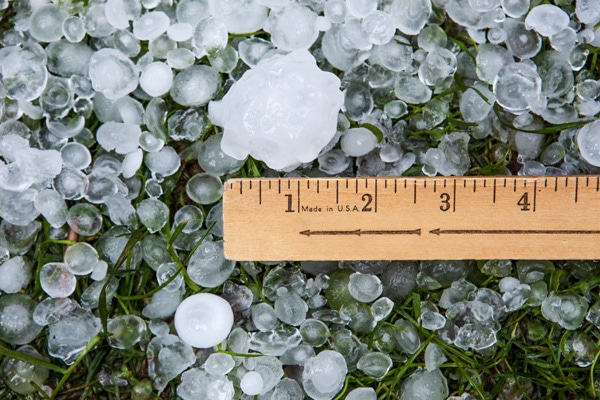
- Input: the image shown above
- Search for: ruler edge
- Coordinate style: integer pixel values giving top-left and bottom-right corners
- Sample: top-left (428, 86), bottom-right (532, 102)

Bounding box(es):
top-left (223, 175), bottom-right (600, 261)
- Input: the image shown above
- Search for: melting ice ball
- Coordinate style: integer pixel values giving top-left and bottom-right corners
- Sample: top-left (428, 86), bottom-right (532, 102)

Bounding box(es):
top-left (209, 50), bottom-right (344, 170)
top-left (174, 293), bottom-right (234, 348)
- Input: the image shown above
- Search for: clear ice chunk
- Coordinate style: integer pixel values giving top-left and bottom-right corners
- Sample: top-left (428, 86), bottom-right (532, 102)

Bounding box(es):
top-left (264, 3), bottom-right (318, 51)
top-left (425, 343), bottom-right (447, 371)
top-left (0, 256), bottom-right (31, 294)
top-left (137, 198), bottom-right (169, 233)
top-left (147, 334), bottom-right (196, 391)
top-left (187, 240), bottom-right (234, 287)
top-left (394, 318), bottom-right (421, 354)
top-left (348, 272), bottom-right (383, 302)
top-left (107, 315), bottom-right (148, 349)
top-left (40, 262), bottom-right (77, 298)
top-left (133, 11), bottom-right (170, 41)
top-left (346, 387), bottom-right (377, 400)
top-left (140, 62), bottom-right (173, 97)
top-left (0, 294), bottom-right (43, 345)
top-left (204, 352), bottom-right (235, 375)
top-left (144, 146), bottom-right (181, 177)
top-left (192, 17), bottom-right (228, 57)
top-left (67, 203), bottom-right (103, 236)
top-left (48, 307), bottom-right (100, 364)
top-left (577, 120), bottom-right (600, 167)
top-left (390, 0), bottom-right (431, 35)
top-left (356, 352), bottom-right (392, 379)
top-left (197, 133), bottom-right (245, 175)
top-left (302, 350), bottom-right (347, 400)
top-left (170, 65), bottom-right (221, 106)
top-left (64, 242), bottom-right (98, 275)
top-left (524, 4), bottom-right (569, 37)
top-left (341, 127), bottom-right (378, 157)
top-left (0, 345), bottom-right (50, 395)
top-left (248, 326), bottom-right (302, 356)
top-left (274, 290), bottom-right (308, 326)
top-left (541, 293), bottom-right (588, 330)
top-left (241, 371), bottom-right (264, 395)
top-left (186, 173), bottom-right (222, 204)
top-left (28, 4), bottom-right (67, 43)
top-left (89, 48), bottom-right (139, 100)
top-left (400, 368), bottom-right (449, 400)
top-left (208, 0), bottom-right (268, 34)
top-left (0, 45), bottom-right (47, 102)
top-left (493, 62), bottom-right (542, 113)
top-left (177, 368), bottom-right (234, 400)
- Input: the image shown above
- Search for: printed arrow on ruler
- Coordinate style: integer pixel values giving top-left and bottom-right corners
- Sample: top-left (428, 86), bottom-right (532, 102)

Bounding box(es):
top-left (429, 228), bottom-right (600, 235)
top-left (300, 229), bottom-right (422, 236)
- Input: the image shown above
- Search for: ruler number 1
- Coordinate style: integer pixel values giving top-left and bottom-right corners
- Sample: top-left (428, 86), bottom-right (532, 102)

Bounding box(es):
top-left (517, 192), bottom-right (531, 211)
top-left (285, 194), bottom-right (294, 213)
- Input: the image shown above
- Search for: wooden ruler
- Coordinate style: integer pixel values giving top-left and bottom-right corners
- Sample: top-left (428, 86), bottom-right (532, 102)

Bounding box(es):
top-left (223, 176), bottom-right (600, 260)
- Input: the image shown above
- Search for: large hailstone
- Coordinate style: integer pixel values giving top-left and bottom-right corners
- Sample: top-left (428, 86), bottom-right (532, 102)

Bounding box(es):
top-left (208, 50), bottom-right (344, 170)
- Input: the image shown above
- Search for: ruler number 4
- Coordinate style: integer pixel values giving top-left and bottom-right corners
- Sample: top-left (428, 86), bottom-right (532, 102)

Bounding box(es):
top-left (517, 192), bottom-right (531, 211)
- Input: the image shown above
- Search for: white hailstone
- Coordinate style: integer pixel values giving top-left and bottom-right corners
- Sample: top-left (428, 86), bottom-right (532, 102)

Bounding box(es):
top-left (174, 293), bottom-right (234, 348)
top-left (209, 50), bottom-right (343, 170)
top-left (140, 62), bottom-right (173, 97)
top-left (240, 371), bottom-right (264, 395)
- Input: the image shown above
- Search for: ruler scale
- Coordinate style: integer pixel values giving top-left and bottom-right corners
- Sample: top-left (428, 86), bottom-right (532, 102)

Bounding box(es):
top-left (223, 176), bottom-right (600, 261)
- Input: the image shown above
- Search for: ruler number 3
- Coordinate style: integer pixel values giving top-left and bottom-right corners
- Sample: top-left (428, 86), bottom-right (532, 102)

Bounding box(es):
top-left (439, 193), bottom-right (451, 212)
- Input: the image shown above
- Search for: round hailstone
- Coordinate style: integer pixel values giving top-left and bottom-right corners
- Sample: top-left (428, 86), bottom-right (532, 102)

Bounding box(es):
top-left (89, 48), bottom-right (139, 100)
top-left (240, 371), bottom-right (264, 396)
top-left (140, 62), bottom-right (173, 97)
top-left (341, 128), bottom-right (378, 157)
top-left (64, 242), bottom-right (98, 275)
top-left (167, 23), bottom-right (194, 42)
top-left (577, 120), bottom-right (600, 167)
top-left (170, 65), bottom-right (221, 107)
top-left (133, 11), bottom-right (170, 41)
top-left (29, 4), bottom-right (67, 42)
top-left (524, 4), bottom-right (569, 37)
top-left (40, 262), bottom-right (77, 298)
top-left (174, 293), bottom-right (234, 348)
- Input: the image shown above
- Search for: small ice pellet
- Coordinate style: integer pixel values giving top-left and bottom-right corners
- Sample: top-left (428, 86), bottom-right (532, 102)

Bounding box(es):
top-left (341, 128), bottom-right (378, 157)
top-left (140, 62), bottom-right (173, 97)
top-left (186, 173), bottom-right (223, 205)
top-left (133, 11), bottom-right (170, 41)
top-left (167, 22), bottom-right (193, 42)
top-left (174, 293), bottom-right (234, 348)
top-left (40, 262), bottom-right (77, 298)
top-left (240, 371), bottom-right (264, 396)
top-left (166, 48), bottom-right (195, 70)
top-left (61, 142), bottom-right (92, 170)
top-left (91, 260), bottom-right (108, 281)
top-left (498, 276), bottom-right (521, 293)
top-left (29, 4), bottom-right (66, 43)
top-left (63, 16), bottom-right (86, 43)
top-left (64, 242), bottom-right (98, 275)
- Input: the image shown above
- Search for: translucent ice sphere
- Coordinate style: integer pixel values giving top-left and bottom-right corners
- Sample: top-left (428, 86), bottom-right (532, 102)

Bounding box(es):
top-left (209, 50), bottom-right (344, 170)
top-left (174, 293), bottom-right (234, 348)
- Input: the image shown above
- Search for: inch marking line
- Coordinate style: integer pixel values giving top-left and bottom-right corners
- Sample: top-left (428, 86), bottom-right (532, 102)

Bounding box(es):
top-left (300, 229), bottom-right (422, 236)
top-left (429, 228), bottom-right (600, 235)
